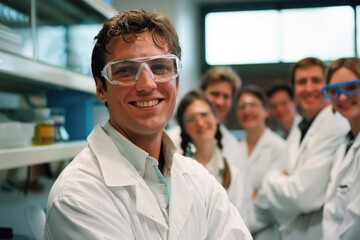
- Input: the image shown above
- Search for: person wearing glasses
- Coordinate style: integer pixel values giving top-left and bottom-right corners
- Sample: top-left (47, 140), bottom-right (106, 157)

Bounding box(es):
top-left (321, 57), bottom-right (360, 240)
top-left (176, 89), bottom-right (248, 223)
top-left (235, 85), bottom-right (286, 240)
top-left (167, 66), bottom-right (244, 172)
top-left (254, 57), bottom-right (349, 240)
top-left (43, 9), bottom-right (251, 240)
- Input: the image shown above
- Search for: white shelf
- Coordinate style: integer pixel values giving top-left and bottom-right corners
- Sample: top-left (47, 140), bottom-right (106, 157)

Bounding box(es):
top-left (0, 141), bottom-right (87, 170)
top-left (0, 51), bottom-right (96, 94)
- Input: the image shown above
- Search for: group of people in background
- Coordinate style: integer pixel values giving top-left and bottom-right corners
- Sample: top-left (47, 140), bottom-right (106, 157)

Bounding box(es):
top-left (43, 8), bottom-right (359, 240)
top-left (168, 57), bottom-right (360, 239)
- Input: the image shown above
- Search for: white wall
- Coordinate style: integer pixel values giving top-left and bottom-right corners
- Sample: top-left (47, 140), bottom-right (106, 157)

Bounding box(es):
top-left (112, 0), bottom-right (200, 127)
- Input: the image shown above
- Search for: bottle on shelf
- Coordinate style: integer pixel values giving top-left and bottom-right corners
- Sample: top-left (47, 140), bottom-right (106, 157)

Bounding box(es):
top-left (32, 108), bottom-right (54, 145)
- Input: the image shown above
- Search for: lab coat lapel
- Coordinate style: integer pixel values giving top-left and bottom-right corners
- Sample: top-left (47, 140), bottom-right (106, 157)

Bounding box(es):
top-left (168, 156), bottom-right (194, 239)
top-left (287, 126), bottom-right (301, 172)
top-left (292, 106), bottom-right (330, 170)
top-left (327, 134), bottom-right (360, 201)
top-left (88, 125), bottom-right (168, 229)
top-left (134, 177), bottom-right (169, 229)
top-left (326, 141), bottom-right (347, 200)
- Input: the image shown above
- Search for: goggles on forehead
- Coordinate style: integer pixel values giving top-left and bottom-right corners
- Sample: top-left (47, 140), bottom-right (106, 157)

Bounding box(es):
top-left (101, 54), bottom-right (181, 86)
top-left (321, 79), bottom-right (360, 100)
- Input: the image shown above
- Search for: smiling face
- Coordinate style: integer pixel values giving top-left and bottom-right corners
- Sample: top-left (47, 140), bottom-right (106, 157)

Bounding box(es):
top-left (294, 65), bottom-right (328, 120)
top-left (204, 82), bottom-right (233, 122)
top-left (183, 99), bottom-right (218, 146)
top-left (236, 93), bottom-right (268, 131)
top-left (96, 32), bottom-right (179, 142)
top-left (329, 67), bottom-right (360, 127)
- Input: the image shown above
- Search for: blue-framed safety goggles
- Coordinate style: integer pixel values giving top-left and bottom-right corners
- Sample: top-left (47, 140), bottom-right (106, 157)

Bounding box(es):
top-left (322, 79), bottom-right (360, 100)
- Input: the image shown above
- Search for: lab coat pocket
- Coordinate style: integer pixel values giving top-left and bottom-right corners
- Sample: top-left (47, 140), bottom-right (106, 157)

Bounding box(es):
top-left (334, 183), bottom-right (351, 218)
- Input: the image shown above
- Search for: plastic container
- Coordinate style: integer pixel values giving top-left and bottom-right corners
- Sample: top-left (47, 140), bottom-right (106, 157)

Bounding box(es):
top-left (0, 122), bottom-right (35, 148)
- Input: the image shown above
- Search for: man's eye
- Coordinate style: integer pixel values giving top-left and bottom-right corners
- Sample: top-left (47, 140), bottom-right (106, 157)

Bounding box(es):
top-left (151, 63), bottom-right (172, 74)
top-left (295, 79), bottom-right (306, 85)
top-left (113, 66), bottom-right (137, 77)
top-left (200, 112), bottom-right (209, 117)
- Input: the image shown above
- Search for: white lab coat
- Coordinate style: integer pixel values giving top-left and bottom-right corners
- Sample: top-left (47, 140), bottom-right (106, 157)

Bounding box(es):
top-left (44, 125), bottom-right (252, 240)
top-left (204, 146), bottom-right (249, 223)
top-left (322, 132), bottom-right (360, 240)
top-left (256, 106), bottom-right (350, 240)
top-left (239, 128), bottom-right (286, 240)
top-left (286, 114), bottom-right (302, 141)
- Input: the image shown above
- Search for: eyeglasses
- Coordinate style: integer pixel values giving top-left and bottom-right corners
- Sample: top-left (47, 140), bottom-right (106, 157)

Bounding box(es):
top-left (321, 79), bottom-right (360, 100)
top-left (184, 109), bottom-right (214, 124)
top-left (101, 54), bottom-right (181, 86)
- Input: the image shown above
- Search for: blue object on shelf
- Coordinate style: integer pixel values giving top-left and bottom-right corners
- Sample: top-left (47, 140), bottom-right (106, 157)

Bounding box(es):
top-left (47, 90), bottom-right (94, 140)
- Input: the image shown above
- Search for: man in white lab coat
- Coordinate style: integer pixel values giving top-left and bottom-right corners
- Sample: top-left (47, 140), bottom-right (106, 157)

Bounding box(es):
top-left (255, 57), bottom-right (349, 239)
top-left (43, 9), bottom-right (252, 240)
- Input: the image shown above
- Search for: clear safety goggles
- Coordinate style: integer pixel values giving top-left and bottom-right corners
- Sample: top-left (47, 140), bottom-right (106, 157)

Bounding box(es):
top-left (101, 54), bottom-right (181, 86)
top-left (321, 79), bottom-right (360, 100)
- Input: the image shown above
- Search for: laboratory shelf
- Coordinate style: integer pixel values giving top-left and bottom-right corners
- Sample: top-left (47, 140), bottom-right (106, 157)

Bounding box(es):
top-left (0, 140), bottom-right (87, 170)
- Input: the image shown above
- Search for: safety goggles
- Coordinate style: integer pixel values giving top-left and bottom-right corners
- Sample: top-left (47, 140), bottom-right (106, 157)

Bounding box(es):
top-left (321, 79), bottom-right (360, 100)
top-left (101, 54), bottom-right (181, 86)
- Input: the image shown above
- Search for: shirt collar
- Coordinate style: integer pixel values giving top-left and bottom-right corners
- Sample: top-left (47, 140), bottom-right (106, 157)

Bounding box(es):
top-left (103, 121), bottom-right (176, 177)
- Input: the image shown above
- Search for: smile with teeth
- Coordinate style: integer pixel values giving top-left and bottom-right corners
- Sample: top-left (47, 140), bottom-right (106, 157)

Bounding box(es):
top-left (133, 99), bottom-right (161, 108)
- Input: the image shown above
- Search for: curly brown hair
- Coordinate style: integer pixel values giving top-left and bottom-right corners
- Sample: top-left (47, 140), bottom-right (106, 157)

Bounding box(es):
top-left (91, 9), bottom-right (181, 90)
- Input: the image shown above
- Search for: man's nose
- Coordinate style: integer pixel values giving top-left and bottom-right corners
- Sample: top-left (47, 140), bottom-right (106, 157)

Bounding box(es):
top-left (304, 81), bottom-right (314, 91)
top-left (135, 63), bottom-right (157, 91)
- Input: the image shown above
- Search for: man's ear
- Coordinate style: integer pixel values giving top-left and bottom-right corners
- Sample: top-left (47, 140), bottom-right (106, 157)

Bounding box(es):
top-left (95, 78), bottom-right (107, 103)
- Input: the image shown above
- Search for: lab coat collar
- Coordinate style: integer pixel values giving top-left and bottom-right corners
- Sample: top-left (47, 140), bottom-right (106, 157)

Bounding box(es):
top-left (299, 105), bottom-right (333, 145)
top-left (87, 125), bottom-right (170, 228)
top-left (102, 121), bottom-right (148, 177)
top-left (87, 124), bottom-right (136, 187)
top-left (247, 128), bottom-right (273, 161)
top-left (337, 132), bottom-right (360, 175)
top-left (103, 121), bottom-right (176, 178)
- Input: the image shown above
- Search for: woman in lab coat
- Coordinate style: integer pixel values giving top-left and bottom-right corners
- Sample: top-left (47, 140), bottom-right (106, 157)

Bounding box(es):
top-left (322, 57), bottom-right (360, 239)
top-left (235, 85), bottom-right (286, 240)
top-left (176, 89), bottom-right (249, 222)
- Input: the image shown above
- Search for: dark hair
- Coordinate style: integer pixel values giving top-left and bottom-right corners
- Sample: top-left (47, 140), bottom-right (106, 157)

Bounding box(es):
top-left (326, 57), bottom-right (360, 84)
top-left (266, 84), bottom-right (294, 100)
top-left (235, 84), bottom-right (269, 108)
top-left (290, 57), bottom-right (326, 88)
top-left (200, 66), bottom-right (241, 97)
top-left (176, 89), bottom-right (232, 189)
top-left (176, 89), bottom-right (223, 155)
top-left (91, 9), bottom-right (181, 90)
